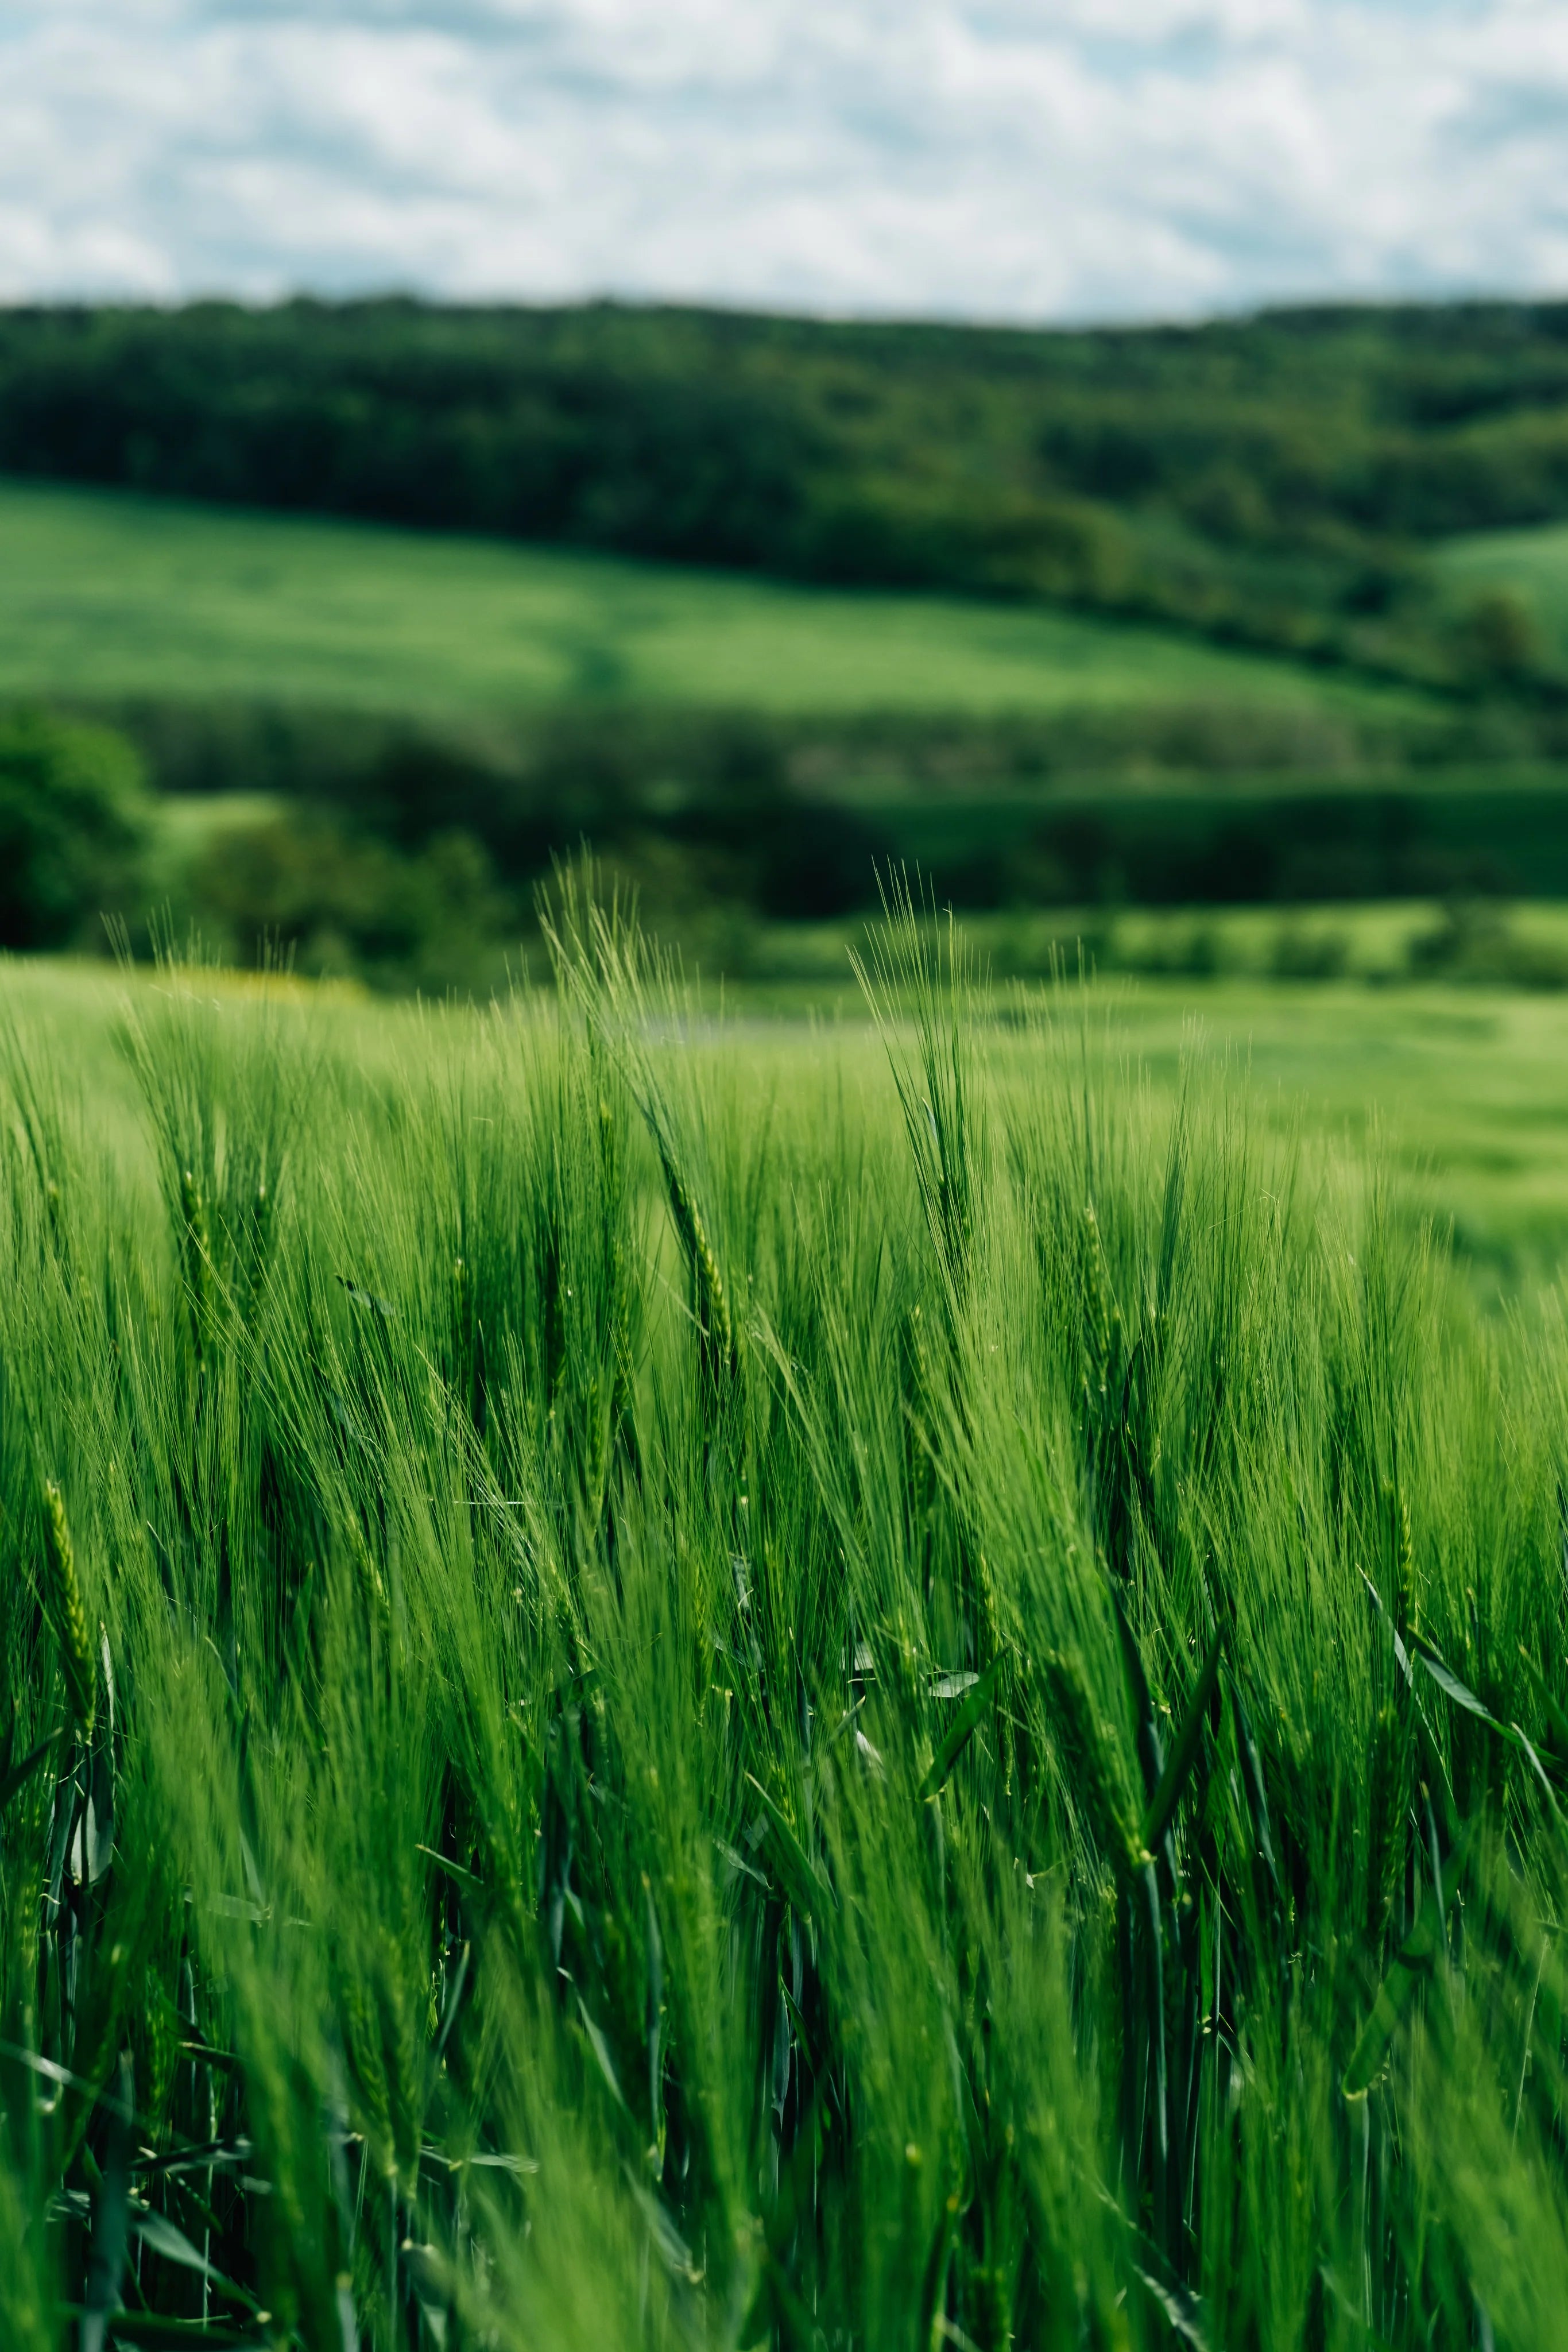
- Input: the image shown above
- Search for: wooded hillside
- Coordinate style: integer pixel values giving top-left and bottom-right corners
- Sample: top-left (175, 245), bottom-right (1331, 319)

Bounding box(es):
top-left (5, 297), bottom-right (1568, 688)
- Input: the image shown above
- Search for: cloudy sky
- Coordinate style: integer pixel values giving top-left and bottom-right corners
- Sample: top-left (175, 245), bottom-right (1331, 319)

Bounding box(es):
top-left (2, 2), bottom-right (1567, 323)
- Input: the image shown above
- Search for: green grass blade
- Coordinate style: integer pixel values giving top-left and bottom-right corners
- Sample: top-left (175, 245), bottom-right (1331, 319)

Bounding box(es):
top-left (1139, 1632), bottom-right (1222, 1859)
top-left (1110, 1583), bottom-right (1165, 1807)
top-left (746, 1773), bottom-right (831, 1922)
top-left (1228, 1675), bottom-right (1280, 1891)
top-left (54, 2320), bottom-right (260, 2350)
top-left (919, 1657), bottom-right (1004, 1801)
top-left (1411, 1635), bottom-right (1494, 1722)
top-left (1516, 1643), bottom-right (1568, 1762)
top-left (0, 1728), bottom-right (63, 1811)
top-left (1344, 1817), bottom-right (1478, 2097)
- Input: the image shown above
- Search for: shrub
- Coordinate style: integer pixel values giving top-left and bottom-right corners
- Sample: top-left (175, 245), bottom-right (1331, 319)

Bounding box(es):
top-left (187, 811), bottom-right (517, 992)
top-left (0, 708), bottom-right (151, 949)
top-left (1455, 587), bottom-right (1544, 684)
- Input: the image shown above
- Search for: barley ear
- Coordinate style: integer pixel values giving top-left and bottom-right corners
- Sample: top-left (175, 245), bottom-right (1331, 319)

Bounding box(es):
top-left (663, 1160), bottom-right (735, 1393)
top-left (1083, 1202), bottom-right (1115, 1403)
top-left (688, 1197), bottom-right (733, 1375)
top-left (1392, 1484), bottom-right (1416, 1637)
top-left (180, 1166), bottom-right (212, 1358)
top-left (41, 1478), bottom-right (95, 1741)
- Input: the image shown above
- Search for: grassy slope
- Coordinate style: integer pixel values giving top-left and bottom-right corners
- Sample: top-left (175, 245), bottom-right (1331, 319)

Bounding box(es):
top-left (0, 478), bottom-right (1424, 722)
top-left (6, 933), bottom-right (1568, 2349)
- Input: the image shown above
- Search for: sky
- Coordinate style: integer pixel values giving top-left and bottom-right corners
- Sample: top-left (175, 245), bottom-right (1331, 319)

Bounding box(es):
top-left (2, 2), bottom-right (1568, 324)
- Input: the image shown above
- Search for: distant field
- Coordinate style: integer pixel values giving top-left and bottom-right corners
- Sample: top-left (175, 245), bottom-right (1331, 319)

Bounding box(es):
top-left (0, 478), bottom-right (1427, 721)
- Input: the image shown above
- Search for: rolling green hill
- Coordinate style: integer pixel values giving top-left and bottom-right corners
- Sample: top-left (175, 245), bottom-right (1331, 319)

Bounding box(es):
top-left (0, 478), bottom-right (1421, 722)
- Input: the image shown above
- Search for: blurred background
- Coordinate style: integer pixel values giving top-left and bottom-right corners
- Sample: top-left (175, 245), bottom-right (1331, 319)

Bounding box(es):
top-left (5, 6), bottom-right (1568, 1085)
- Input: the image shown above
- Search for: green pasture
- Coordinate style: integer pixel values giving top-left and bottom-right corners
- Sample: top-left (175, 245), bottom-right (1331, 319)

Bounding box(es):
top-left (0, 477), bottom-right (1424, 721)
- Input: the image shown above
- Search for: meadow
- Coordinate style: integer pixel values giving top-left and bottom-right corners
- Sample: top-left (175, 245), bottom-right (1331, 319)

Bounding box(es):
top-left (0, 480), bottom-right (1422, 724)
top-left (6, 901), bottom-right (1568, 2351)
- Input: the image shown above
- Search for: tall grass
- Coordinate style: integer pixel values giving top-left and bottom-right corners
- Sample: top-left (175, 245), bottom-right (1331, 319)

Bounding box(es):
top-left (1, 903), bottom-right (1567, 2349)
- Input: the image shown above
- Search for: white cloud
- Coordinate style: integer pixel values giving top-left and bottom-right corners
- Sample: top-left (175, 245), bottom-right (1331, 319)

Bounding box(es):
top-left (1, 2), bottom-right (1566, 319)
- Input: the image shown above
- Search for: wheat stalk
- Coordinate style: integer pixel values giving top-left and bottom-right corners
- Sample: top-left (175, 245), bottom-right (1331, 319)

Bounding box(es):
top-left (41, 1477), bottom-right (95, 1741)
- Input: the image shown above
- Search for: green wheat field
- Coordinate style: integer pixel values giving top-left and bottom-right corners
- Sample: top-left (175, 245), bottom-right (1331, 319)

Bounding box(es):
top-left (6, 889), bottom-right (1568, 2350)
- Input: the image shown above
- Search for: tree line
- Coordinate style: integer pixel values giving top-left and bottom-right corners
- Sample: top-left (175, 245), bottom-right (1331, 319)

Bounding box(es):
top-left (4, 296), bottom-right (1568, 687)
